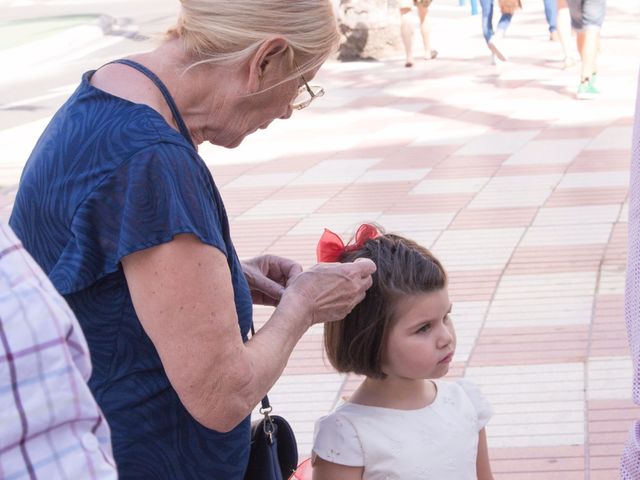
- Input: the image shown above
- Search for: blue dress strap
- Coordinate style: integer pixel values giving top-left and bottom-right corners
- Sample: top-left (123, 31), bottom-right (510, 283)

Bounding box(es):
top-left (108, 59), bottom-right (195, 149)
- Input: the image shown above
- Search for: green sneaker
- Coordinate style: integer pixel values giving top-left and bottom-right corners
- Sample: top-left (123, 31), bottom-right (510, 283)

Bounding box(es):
top-left (577, 78), bottom-right (600, 100)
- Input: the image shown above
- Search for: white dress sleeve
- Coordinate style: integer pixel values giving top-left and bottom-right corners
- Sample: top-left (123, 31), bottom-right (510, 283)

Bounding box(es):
top-left (457, 378), bottom-right (493, 430)
top-left (312, 412), bottom-right (365, 467)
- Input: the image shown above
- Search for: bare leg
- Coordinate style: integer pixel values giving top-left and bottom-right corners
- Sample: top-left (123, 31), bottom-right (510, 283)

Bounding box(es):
top-left (400, 7), bottom-right (414, 66)
top-left (417, 4), bottom-right (437, 59)
top-left (556, 0), bottom-right (575, 67)
top-left (577, 29), bottom-right (599, 81)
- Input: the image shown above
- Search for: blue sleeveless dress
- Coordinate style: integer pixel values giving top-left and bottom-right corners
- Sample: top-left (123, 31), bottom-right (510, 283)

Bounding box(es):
top-left (9, 60), bottom-right (254, 479)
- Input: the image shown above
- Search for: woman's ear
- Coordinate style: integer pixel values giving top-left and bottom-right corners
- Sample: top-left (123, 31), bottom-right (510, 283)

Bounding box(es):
top-left (246, 37), bottom-right (291, 93)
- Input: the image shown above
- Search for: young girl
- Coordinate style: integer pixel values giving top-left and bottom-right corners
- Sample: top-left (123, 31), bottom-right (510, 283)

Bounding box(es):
top-left (311, 224), bottom-right (494, 480)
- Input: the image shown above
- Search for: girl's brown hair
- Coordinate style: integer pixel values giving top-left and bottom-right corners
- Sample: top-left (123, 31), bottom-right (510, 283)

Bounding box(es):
top-left (324, 228), bottom-right (448, 379)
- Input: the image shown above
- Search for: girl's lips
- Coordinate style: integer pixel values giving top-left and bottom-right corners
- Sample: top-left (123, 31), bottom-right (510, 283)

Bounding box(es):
top-left (438, 353), bottom-right (453, 364)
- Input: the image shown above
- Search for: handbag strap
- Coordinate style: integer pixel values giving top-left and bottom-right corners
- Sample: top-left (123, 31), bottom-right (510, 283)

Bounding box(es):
top-left (251, 323), bottom-right (272, 413)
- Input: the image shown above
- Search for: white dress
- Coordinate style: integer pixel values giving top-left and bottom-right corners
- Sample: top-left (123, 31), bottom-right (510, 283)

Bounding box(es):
top-left (312, 379), bottom-right (491, 480)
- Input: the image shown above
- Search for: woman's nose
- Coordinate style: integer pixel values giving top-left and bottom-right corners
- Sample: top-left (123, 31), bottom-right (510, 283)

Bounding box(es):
top-left (280, 106), bottom-right (293, 120)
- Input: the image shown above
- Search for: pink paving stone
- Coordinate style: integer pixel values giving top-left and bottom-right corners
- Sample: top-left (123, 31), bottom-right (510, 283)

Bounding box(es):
top-left (534, 125), bottom-right (607, 140)
top-left (433, 155), bottom-right (507, 169)
top-left (604, 223), bottom-right (628, 265)
top-left (544, 187), bottom-right (628, 207)
top-left (490, 446), bottom-right (585, 479)
top-left (371, 144), bottom-right (460, 170)
top-left (332, 141), bottom-right (409, 162)
top-left (456, 110), bottom-right (505, 129)
top-left (268, 235), bottom-right (319, 267)
top-left (219, 187), bottom-right (282, 216)
top-left (316, 183), bottom-right (415, 213)
top-left (267, 184), bottom-right (343, 200)
top-left (450, 207), bottom-right (538, 229)
top-left (383, 193), bottom-right (473, 214)
top-left (495, 163), bottom-right (568, 177)
top-left (447, 270), bottom-right (503, 302)
top-left (591, 294), bottom-right (627, 355)
top-left (472, 326), bottom-right (589, 366)
top-left (567, 150), bottom-right (630, 173)
top-left (243, 157), bottom-right (324, 174)
top-left (495, 119), bottom-right (548, 131)
top-left (506, 244), bottom-right (605, 274)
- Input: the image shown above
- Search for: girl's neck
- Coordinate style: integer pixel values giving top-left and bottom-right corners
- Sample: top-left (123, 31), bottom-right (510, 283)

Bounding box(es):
top-left (349, 377), bottom-right (438, 410)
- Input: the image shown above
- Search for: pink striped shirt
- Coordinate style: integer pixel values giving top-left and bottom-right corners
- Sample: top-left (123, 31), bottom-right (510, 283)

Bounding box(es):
top-left (0, 221), bottom-right (116, 479)
top-left (621, 70), bottom-right (640, 479)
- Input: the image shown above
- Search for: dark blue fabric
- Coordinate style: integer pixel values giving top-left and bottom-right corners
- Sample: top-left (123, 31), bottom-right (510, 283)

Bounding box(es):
top-left (9, 68), bottom-right (254, 479)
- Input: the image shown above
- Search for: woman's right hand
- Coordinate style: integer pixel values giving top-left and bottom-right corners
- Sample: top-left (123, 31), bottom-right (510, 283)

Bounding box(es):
top-left (280, 259), bottom-right (376, 327)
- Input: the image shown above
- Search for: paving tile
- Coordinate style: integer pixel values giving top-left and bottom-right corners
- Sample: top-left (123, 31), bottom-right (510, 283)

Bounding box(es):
top-left (466, 363), bottom-right (585, 447)
top-left (471, 326), bottom-right (589, 366)
top-left (288, 211), bottom-right (383, 236)
top-left (558, 171), bottom-right (630, 189)
top-left (432, 228), bottom-right (524, 271)
top-left (504, 139), bottom-right (590, 165)
top-left (506, 245), bottom-right (605, 274)
top-left (585, 126), bottom-right (634, 151)
top-left (485, 272), bottom-right (597, 328)
top-left (520, 223), bottom-right (613, 247)
top-left (224, 172), bottom-right (299, 189)
top-left (450, 207), bottom-right (538, 229)
top-left (410, 176), bottom-right (490, 194)
top-left (289, 158), bottom-right (381, 186)
top-left (468, 174), bottom-right (561, 209)
top-left (587, 357), bottom-right (633, 400)
top-left (353, 168), bottom-right (430, 184)
top-left (238, 197), bottom-right (329, 219)
top-left (545, 187), bottom-right (628, 207)
top-left (533, 205), bottom-right (621, 226)
top-left (451, 301), bottom-right (490, 363)
top-left (454, 130), bottom-right (540, 156)
top-left (376, 212), bottom-right (457, 233)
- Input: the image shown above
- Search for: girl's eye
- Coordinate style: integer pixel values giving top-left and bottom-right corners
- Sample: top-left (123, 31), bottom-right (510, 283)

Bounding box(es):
top-left (417, 324), bottom-right (431, 334)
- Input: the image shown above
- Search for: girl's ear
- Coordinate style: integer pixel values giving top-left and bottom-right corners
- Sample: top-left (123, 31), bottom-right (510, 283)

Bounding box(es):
top-left (246, 37), bottom-right (291, 93)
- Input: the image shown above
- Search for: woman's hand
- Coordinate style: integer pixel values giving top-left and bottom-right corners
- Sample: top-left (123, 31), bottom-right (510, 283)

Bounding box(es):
top-left (280, 259), bottom-right (376, 327)
top-left (241, 255), bottom-right (303, 306)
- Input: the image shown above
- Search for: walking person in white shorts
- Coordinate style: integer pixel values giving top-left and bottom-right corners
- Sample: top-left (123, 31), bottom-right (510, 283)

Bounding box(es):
top-left (398, 0), bottom-right (438, 67)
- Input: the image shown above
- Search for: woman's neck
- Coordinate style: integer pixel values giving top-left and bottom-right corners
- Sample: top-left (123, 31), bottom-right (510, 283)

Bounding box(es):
top-left (130, 40), bottom-right (242, 146)
top-left (349, 376), bottom-right (438, 410)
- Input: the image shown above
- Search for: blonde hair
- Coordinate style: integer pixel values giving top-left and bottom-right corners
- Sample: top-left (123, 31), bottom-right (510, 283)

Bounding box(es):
top-left (167, 0), bottom-right (340, 78)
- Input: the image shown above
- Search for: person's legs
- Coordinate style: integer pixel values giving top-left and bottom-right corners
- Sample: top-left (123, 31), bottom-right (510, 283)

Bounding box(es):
top-left (399, 6), bottom-right (415, 66)
top-left (544, 0), bottom-right (559, 38)
top-left (479, 0), bottom-right (495, 43)
top-left (557, 0), bottom-right (575, 66)
top-left (416, 3), bottom-right (437, 59)
top-left (570, 0), bottom-right (606, 96)
top-left (496, 12), bottom-right (513, 36)
top-left (481, 0), bottom-right (507, 61)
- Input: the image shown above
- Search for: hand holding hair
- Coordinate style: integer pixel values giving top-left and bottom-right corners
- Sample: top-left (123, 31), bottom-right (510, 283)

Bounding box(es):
top-left (280, 259), bottom-right (376, 327)
top-left (241, 254), bottom-right (304, 306)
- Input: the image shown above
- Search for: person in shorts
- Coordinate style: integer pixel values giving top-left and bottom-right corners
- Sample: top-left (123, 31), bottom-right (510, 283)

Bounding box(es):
top-left (566, 0), bottom-right (607, 98)
top-left (398, 0), bottom-right (437, 67)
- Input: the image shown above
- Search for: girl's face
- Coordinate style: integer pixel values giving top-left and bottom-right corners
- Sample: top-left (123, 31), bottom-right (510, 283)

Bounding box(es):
top-left (381, 288), bottom-right (456, 381)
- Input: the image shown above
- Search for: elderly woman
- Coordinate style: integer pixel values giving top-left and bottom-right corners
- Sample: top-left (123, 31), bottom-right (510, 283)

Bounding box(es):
top-left (8, 1), bottom-right (376, 478)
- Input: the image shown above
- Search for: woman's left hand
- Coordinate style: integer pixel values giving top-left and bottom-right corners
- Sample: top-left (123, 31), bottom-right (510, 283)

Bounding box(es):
top-left (241, 255), bottom-right (303, 306)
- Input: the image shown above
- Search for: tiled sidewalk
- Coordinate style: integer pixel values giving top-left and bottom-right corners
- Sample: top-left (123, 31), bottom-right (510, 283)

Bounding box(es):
top-left (2, 1), bottom-right (639, 478)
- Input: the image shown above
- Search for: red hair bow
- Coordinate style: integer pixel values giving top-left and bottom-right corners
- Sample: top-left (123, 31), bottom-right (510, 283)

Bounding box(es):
top-left (316, 224), bottom-right (381, 263)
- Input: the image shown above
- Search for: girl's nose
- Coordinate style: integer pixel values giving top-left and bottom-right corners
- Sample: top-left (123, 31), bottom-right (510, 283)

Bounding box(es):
top-left (437, 325), bottom-right (454, 349)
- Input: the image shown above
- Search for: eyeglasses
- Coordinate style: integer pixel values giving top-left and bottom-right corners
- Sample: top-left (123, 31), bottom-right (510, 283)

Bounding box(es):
top-left (291, 62), bottom-right (325, 110)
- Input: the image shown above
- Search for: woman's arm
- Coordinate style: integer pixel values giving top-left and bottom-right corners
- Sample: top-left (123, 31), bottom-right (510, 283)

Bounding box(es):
top-left (122, 233), bottom-right (375, 432)
top-left (312, 456), bottom-right (363, 480)
top-left (476, 428), bottom-right (494, 480)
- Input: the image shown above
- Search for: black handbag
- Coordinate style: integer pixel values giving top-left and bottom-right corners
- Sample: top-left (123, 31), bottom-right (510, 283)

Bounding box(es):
top-left (244, 325), bottom-right (299, 480)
